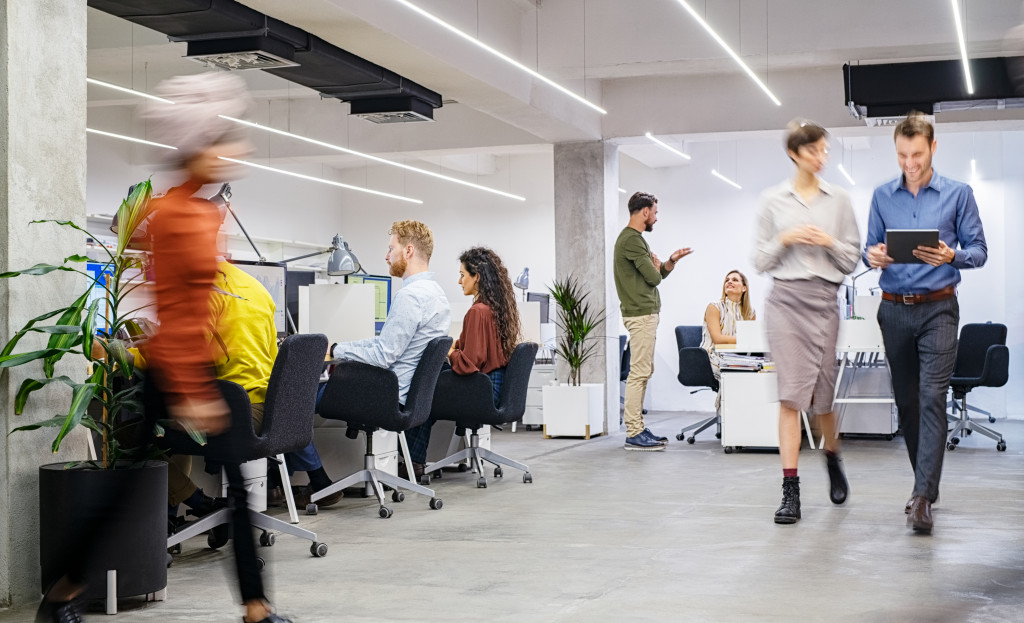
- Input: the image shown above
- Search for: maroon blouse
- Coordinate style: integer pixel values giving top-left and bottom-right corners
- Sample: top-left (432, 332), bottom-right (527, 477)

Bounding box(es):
top-left (449, 302), bottom-right (508, 375)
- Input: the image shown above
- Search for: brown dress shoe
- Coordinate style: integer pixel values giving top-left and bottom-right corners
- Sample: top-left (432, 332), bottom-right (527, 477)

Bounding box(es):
top-left (907, 496), bottom-right (933, 533)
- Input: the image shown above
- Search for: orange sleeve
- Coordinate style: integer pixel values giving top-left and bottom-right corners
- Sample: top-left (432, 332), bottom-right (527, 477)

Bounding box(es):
top-left (146, 192), bottom-right (221, 406)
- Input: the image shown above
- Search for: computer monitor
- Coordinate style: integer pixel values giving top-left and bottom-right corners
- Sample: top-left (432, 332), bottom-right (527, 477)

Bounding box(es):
top-left (526, 292), bottom-right (550, 324)
top-left (285, 270), bottom-right (316, 334)
top-left (85, 262), bottom-right (113, 335)
top-left (230, 260), bottom-right (288, 336)
top-left (345, 274), bottom-right (392, 334)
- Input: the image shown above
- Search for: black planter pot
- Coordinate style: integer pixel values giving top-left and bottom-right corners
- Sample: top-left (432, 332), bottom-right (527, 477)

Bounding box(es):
top-left (39, 460), bottom-right (168, 601)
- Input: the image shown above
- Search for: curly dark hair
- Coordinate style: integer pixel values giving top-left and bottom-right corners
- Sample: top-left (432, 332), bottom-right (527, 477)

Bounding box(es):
top-left (459, 246), bottom-right (521, 359)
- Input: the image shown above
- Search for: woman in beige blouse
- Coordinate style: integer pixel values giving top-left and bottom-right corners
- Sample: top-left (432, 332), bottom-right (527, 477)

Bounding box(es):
top-left (753, 119), bottom-right (862, 526)
top-left (700, 270), bottom-right (757, 409)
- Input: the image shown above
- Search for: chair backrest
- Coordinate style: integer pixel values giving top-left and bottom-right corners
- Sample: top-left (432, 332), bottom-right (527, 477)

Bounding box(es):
top-left (619, 335), bottom-right (630, 381)
top-left (953, 323), bottom-right (1007, 379)
top-left (494, 342), bottom-right (539, 416)
top-left (430, 342), bottom-right (538, 427)
top-left (675, 325), bottom-right (702, 350)
top-left (402, 336), bottom-right (455, 416)
top-left (258, 333), bottom-right (329, 455)
top-left (677, 347), bottom-right (719, 393)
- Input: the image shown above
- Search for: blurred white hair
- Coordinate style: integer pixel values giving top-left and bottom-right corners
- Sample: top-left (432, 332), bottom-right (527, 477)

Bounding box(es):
top-left (141, 72), bottom-right (253, 164)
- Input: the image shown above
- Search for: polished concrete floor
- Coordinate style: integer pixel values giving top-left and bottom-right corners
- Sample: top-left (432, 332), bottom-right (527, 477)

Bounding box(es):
top-left (4, 411), bottom-right (1023, 622)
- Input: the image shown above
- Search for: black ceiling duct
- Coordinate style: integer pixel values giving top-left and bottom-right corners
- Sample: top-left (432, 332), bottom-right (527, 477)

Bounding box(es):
top-left (88, 0), bottom-right (442, 122)
top-left (844, 57), bottom-right (1024, 122)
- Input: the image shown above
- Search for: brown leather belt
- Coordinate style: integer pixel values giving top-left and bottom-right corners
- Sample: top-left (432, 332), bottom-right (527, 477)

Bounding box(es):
top-left (881, 285), bottom-right (956, 305)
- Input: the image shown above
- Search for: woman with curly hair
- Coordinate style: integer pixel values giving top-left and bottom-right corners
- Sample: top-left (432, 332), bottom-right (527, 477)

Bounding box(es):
top-left (403, 246), bottom-right (521, 477)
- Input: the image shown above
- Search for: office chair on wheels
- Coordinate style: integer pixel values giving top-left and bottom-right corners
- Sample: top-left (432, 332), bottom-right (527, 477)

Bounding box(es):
top-left (946, 322), bottom-right (1009, 452)
top-left (674, 326), bottom-right (720, 444)
top-left (310, 336), bottom-right (452, 517)
top-left (424, 342), bottom-right (538, 488)
top-left (164, 333), bottom-right (330, 560)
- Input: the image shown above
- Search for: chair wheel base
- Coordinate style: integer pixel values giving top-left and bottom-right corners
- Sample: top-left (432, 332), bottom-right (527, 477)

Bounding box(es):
top-left (687, 437), bottom-right (695, 444)
top-left (476, 477), bottom-right (487, 488)
top-left (378, 506), bottom-right (393, 518)
top-left (997, 441), bottom-right (1007, 451)
top-left (675, 433), bottom-right (684, 441)
top-left (259, 531), bottom-right (275, 547)
top-left (523, 473), bottom-right (533, 484)
top-left (306, 503), bottom-right (318, 515)
top-left (429, 497), bottom-right (443, 510)
top-left (311, 542), bottom-right (328, 557)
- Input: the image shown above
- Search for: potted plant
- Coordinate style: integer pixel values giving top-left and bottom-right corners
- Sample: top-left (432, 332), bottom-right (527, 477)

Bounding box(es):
top-left (1, 180), bottom-right (171, 603)
top-left (541, 274), bottom-right (606, 439)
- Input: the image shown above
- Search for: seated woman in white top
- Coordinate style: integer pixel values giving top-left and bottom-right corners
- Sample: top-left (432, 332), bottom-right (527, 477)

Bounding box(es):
top-left (700, 270), bottom-right (756, 382)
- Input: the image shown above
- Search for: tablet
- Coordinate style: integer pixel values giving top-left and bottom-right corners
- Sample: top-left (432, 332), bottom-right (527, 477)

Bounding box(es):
top-left (885, 229), bottom-right (939, 264)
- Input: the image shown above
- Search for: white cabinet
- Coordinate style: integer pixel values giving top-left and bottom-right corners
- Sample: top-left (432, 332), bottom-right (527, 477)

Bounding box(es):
top-left (719, 371), bottom-right (780, 449)
top-left (542, 383), bottom-right (605, 439)
top-left (522, 363), bottom-right (554, 428)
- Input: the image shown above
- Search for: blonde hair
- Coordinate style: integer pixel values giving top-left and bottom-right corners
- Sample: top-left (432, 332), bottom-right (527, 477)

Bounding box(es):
top-left (721, 270), bottom-right (755, 320)
top-left (389, 220), bottom-right (434, 259)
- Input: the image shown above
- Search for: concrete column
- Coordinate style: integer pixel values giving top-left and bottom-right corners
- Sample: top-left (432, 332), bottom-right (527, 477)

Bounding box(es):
top-left (1, 0), bottom-right (88, 607)
top-left (552, 141), bottom-right (621, 435)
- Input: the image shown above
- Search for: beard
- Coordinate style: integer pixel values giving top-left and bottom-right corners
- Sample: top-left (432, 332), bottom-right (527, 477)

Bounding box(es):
top-left (388, 255), bottom-right (407, 278)
top-left (645, 222), bottom-right (654, 232)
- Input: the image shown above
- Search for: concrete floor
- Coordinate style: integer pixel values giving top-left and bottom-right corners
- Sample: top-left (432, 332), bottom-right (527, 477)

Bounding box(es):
top-left (4, 411), bottom-right (1023, 623)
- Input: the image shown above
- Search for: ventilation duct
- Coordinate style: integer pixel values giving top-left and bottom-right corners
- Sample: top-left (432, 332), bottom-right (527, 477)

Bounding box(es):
top-left (88, 0), bottom-right (442, 121)
top-left (844, 57), bottom-right (1024, 124)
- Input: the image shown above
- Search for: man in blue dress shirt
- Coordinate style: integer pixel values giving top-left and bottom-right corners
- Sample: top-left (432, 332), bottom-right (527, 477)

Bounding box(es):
top-left (865, 112), bottom-right (987, 534)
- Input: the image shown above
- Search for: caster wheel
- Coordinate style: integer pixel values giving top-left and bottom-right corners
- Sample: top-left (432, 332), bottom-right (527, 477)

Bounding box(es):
top-left (168, 544), bottom-right (181, 555)
top-left (477, 477), bottom-right (487, 488)
top-left (997, 441), bottom-right (1006, 451)
top-left (946, 442), bottom-right (956, 451)
top-left (166, 552), bottom-right (173, 568)
top-left (433, 470), bottom-right (443, 479)
top-left (419, 475), bottom-right (431, 486)
top-left (306, 503), bottom-right (318, 516)
top-left (715, 432), bottom-right (721, 439)
top-left (885, 435), bottom-right (894, 441)
top-left (687, 437), bottom-right (695, 445)
top-left (964, 428), bottom-right (973, 435)
top-left (676, 433), bottom-right (684, 441)
top-left (392, 491), bottom-right (405, 503)
top-left (256, 557), bottom-right (265, 571)
top-left (724, 446), bottom-right (735, 455)
top-left (429, 497), bottom-right (443, 510)
top-left (207, 525), bottom-right (230, 550)
top-left (988, 416), bottom-right (996, 423)
top-left (378, 506), bottom-right (393, 519)
top-left (457, 463), bottom-right (470, 472)
top-left (494, 467), bottom-right (503, 478)
top-left (259, 532), bottom-right (276, 547)
top-left (523, 473), bottom-right (533, 484)
top-left (952, 437), bottom-right (960, 445)
top-left (311, 542), bottom-right (328, 558)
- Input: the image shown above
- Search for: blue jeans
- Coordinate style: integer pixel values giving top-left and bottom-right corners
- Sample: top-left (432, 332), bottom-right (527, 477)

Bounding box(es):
top-left (285, 384), bottom-right (329, 473)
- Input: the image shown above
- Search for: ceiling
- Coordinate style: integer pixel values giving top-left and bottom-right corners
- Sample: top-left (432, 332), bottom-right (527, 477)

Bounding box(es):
top-left (86, 0), bottom-right (1024, 171)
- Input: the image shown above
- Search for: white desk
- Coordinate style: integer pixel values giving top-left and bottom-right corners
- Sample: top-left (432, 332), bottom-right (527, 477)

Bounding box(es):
top-left (833, 318), bottom-right (897, 439)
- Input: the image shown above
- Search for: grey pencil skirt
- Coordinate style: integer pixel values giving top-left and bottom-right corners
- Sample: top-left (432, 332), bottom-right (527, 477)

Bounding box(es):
top-left (764, 277), bottom-right (841, 415)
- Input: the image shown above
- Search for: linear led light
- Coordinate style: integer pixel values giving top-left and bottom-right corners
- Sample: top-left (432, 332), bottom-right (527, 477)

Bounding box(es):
top-left (218, 157), bottom-right (423, 204)
top-left (86, 127), bottom-right (178, 150)
top-left (837, 164), bottom-right (856, 186)
top-left (970, 158), bottom-right (977, 178)
top-left (618, 188), bottom-right (627, 194)
top-left (87, 78), bottom-right (175, 104)
top-left (220, 116), bottom-right (526, 201)
top-left (645, 132), bottom-right (691, 161)
top-left (951, 0), bottom-right (974, 94)
top-left (672, 1), bottom-right (781, 106)
top-left (711, 169), bottom-right (742, 190)
top-left (391, 0), bottom-right (606, 115)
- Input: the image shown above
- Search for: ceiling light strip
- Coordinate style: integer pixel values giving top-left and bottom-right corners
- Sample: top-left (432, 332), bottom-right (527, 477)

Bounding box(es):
top-left (837, 164), bottom-right (856, 186)
top-left (86, 127), bottom-right (178, 150)
top-left (391, 0), bottom-right (607, 115)
top-left (87, 78), bottom-right (175, 104)
top-left (218, 157), bottom-right (423, 204)
top-left (951, 0), bottom-right (974, 94)
top-left (220, 116), bottom-right (526, 201)
top-left (645, 132), bottom-right (692, 161)
top-left (711, 169), bottom-right (742, 190)
top-left (673, 1), bottom-right (782, 106)
top-left (618, 188), bottom-right (627, 194)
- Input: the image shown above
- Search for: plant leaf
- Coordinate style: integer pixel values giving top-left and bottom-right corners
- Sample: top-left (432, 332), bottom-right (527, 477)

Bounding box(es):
top-left (8, 415), bottom-right (70, 434)
top-left (50, 367), bottom-right (104, 453)
top-left (43, 291), bottom-right (89, 378)
top-left (116, 179), bottom-right (153, 256)
top-left (0, 348), bottom-right (76, 369)
top-left (14, 375), bottom-right (77, 414)
top-left (0, 263), bottom-right (78, 279)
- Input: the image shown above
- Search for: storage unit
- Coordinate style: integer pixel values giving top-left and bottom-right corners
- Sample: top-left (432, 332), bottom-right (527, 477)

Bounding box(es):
top-left (522, 362), bottom-right (555, 429)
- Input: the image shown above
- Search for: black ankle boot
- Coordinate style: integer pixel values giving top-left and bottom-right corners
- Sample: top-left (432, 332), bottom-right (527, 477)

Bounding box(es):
top-left (774, 476), bottom-right (801, 524)
top-left (825, 452), bottom-right (849, 505)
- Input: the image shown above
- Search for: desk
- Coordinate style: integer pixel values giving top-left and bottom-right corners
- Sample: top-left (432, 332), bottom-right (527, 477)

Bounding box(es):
top-left (832, 318), bottom-right (896, 439)
top-left (719, 369), bottom-right (813, 452)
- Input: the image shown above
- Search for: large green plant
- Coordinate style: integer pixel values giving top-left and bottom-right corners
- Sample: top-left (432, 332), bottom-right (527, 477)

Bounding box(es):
top-left (549, 274), bottom-right (605, 387)
top-left (1, 180), bottom-right (199, 468)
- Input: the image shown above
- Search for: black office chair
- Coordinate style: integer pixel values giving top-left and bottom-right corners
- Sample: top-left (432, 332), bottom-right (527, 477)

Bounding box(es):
top-left (673, 325), bottom-right (721, 444)
top-left (946, 322), bottom-right (1009, 452)
top-left (165, 333), bottom-right (330, 559)
top-left (424, 342), bottom-right (538, 488)
top-left (310, 336), bottom-right (452, 517)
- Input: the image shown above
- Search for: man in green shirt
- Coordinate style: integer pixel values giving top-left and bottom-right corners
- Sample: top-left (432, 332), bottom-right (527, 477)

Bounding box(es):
top-left (614, 192), bottom-right (692, 451)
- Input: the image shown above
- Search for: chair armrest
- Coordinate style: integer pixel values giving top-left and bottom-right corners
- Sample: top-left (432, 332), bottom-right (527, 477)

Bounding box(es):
top-left (980, 344), bottom-right (1009, 388)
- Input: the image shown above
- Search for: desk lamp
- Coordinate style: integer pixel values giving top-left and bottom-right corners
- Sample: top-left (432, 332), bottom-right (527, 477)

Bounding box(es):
top-left (514, 267), bottom-right (529, 301)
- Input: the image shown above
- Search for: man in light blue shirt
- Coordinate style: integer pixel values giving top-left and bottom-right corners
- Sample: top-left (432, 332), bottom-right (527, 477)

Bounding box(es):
top-left (329, 220), bottom-right (451, 404)
top-left (865, 112), bottom-right (987, 535)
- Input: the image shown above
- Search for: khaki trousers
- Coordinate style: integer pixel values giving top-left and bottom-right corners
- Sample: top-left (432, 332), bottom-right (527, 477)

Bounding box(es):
top-left (623, 313), bottom-right (658, 437)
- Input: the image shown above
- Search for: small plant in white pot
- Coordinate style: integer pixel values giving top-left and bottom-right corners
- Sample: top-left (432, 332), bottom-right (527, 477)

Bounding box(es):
top-left (542, 275), bottom-right (606, 439)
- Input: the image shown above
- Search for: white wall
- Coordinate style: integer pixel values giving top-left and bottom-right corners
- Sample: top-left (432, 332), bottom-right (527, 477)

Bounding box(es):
top-left (86, 134), bottom-right (555, 335)
top-left (617, 128), bottom-right (1018, 419)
